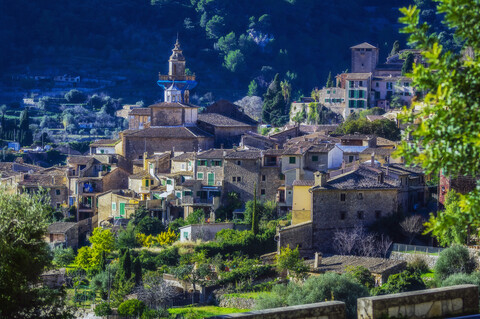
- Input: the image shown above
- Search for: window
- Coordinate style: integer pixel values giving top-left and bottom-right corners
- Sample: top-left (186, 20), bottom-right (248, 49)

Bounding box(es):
top-left (349, 90), bottom-right (355, 98)
top-left (357, 211), bottom-right (365, 219)
top-left (376, 82), bottom-right (379, 87)
top-left (262, 175), bottom-right (266, 181)
top-left (349, 81), bottom-right (354, 88)
top-left (232, 176), bottom-right (236, 182)
top-left (359, 81), bottom-right (363, 87)
top-left (184, 191), bottom-right (193, 196)
top-left (56, 203), bottom-right (61, 209)
top-left (237, 176), bottom-right (242, 182)
top-left (289, 157), bottom-right (296, 164)
top-left (181, 163), bottom-right (185, 170)
top-left (55, 189), bottom-right (61, 195)
top-left (387, 82), bottom-right (393, 90)
top-left (166, 179), bottom-right (172, 185)
top-left (261, 189), bottom-right (266, 195)
top-left (340, 211), bottom-right (346, 220)
top-left (280, 174), bottom-right (285, 180)
top-left (333, 90), bottom-right (336, 94)
top-left (236, 160), bottom-right (242, 165)
top-left (348, 155), bottom-right (354, 162)
top-left (358, 193), bottom-right (363, 200)
top-left (375, 211), bottom-right (382, 219)
top-left (327, 90), bottom-right (330, 94)
top-left (312, 155), bottom-right (318, 162)
top-left (349, 100), bottom-right (355, 107)
top-left (212, 160), bottom-right (222, 166)
top-left (197, 160), bottom-right (207, 166)
top-left (340, 193), bottom-right (346, 201)
top-left (183, 231), bottom-right (188, 239)
top-left (404, 82), bottom-right (409, 87)
top-left (197, 172), bottom-right (204, 180)
top-left (375, 91), bottom-right (380, 99)
top-left (176, 192), bottom-right (181, 198)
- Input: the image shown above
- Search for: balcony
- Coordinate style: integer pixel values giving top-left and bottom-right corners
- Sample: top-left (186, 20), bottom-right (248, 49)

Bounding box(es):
top-left (158, 74), bottom-right (196, 81)
top-left (139, 186), bottom-right (151, 193)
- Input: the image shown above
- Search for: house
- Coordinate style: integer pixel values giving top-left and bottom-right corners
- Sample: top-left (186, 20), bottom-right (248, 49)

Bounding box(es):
top-left (171, 152), bottom-right (196, 174)
top-left (197, 99), bottom-right (258, 148)
top-left (279, 166), bottom-right (399, 254)
top-left (127, 107), bottom-right (152, 130)
top-left (89, 139), bottom-right (120, 155)
top-left (176, 179), bottom-right (220, 219)
top-left (438, 171), bottom-right (477, 207)
top-left (66, 155), bottom-right (131, 220)
top-left (97, 189), bottom-right (141, 225)
top-left (45, 222), bottom-right (78, 249)
top-left (179, 222), bottom-right (249, 242)
top-left (195, 149), bottom-right (231, 187)
top-left (291, 180), bottom-right (315, 225)
top-left (240, 131), bottom-right (280, 150)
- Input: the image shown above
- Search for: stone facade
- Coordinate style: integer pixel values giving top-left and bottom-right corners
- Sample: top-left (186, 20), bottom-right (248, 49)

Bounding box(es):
top-left (357, 285), bottom-right (479, 319)
top-left (210, 301), bottom-right (346, 319)
top-left (278, 221), bottom-right (313, 252)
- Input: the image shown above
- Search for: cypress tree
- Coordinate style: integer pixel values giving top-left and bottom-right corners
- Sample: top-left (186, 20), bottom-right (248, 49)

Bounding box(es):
top-left (123, 250), bottom-right (132, 280)
top-left (0, 114), bottom-right (4, 140)
top-left (18, 108), bottom-right (32, 146)
top-left (99, 250), bottom-right (107, 271)
top-left (252, 182), bottom-right (258, 236)
top-left (262, 74), bottom-right (288, 127)
top-left (133, 258), bottom-right (142, 286)
top-left (402, 52), bottom-right (415, 75)
top-left (325, 72), bottom-right (333, 88)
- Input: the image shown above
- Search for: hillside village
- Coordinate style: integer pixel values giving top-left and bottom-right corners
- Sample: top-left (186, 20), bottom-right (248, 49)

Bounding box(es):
top-left (2, 3), bottom-right (480, 317)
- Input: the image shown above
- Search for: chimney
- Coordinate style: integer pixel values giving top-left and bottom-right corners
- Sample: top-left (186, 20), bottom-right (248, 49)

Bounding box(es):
top-left (314, 171), bottom-right (328, 187)
top-left (386, 156), bottom-right (390, 176)
top-left (314, 252), bottom-right (323, 268)
top-left (220, 143), bottom-right (224, 149)
top-left (274, 144), bottom-right (279, 150)
top-left (378, 171), bottom-right (385, 184)
top-left (370, 152), bottom-right (375, 167)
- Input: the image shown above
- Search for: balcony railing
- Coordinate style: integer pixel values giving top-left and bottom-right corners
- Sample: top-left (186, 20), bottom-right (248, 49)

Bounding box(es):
top-left (158, 74), bottom-right (196, 81)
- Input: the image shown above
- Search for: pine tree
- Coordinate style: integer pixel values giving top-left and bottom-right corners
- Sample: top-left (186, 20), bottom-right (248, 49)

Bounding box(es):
top-left (18, 109), bottom-right (32, 146)
top-left (133, 258), bottom-right (142, 286)
top-left (402, 52), bottom-right (415, 75)
top-left (262, 74), bottom-right (288, 126)
top-left (99, 250), bottom-right (107, 271)
top-left (0, 113), bottom-right (5, 140)
top-left (247, 79), bottom-right (259, 96)
top-left (325, 72), bottom-right (333, 88)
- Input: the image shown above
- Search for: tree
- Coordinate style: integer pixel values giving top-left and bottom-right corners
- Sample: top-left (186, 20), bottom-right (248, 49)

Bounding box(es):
top-left (325, 71), bottom-right (333, 88)
top-left (75, 228), bottom-right (114, 270)
top-left (136, 216), bottom-right (165, 236)
top-left (0, 190), bottom-right (72, 318)
top-left (64, 89), bottom-right (86, 104)
top-left (434, 245), bottom-right (476, 281)
top-left (276, 245), bottom-right (308, 280)
top-left (118, 299), bottom-right (146, 317)
top-left (185, 209), bottom-right (205, 225)
top-left (372, 269), bottom-right (426, 295)
top-left (205, 15), bottom-right (225, 39)
top-left (402, 52), bottom-right (415, 75)
top-left (135, 272), bottom-right (177, 310)
top-left (216, 32), bottom-right (236, 55)
top-left (397, 2), bottom-right (480, 234)
top-left (122, 250), bottom-right (132, 280)
top-left (346, 266), bottom-right (375, 289)
top-left (247, 79), bottom-right (259, 96)
top-left (133, 258), bottom-right (142, 286)
top-left (53, 247), bottom-right (76, 267)
top-left (280, 79), bottom-right (291, 105)
top-left (18, 108), bottom-right (33, 146)
top-left (223, 49), bottom-right (245, 72)
top-left (262, 74), bottom-right (288, 126)
top-left (172, 261), bottom-right (211, 303)
top-left (400, 215), bottom-right (424, 244)
top-left (390, 40), bottom-right (400, 56)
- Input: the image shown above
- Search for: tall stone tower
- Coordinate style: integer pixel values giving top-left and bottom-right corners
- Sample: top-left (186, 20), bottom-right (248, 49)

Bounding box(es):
top-left (157, 38), bottom-right (197, 103)
top-left (351, 42), bottom-right (379, 73)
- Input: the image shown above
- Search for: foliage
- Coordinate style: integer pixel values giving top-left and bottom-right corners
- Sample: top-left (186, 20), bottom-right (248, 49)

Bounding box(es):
top-left (116, 221), bottom-right (139, 249)
top-left (168, 305), bottom-right (248, 318)
top-left (325, 71), bottom-right (333, 88)
top-left (64, 90), bottom-right (87, 104)
top-left (424, 191), bottom-right (470, 246)
top-left (372, 270), bottom-right (426, 296)
top-left (0, 189), bottom-right (72, 318)
top-left (18, 108), bottom-right (33, 146)
top-left (397, 1), bottom-right (480, 236)
top-left (216, 256), bottom-right (275, 288)
top-left (224, 50), bottom-right (245, 72)
top-left (186, 209), bottom-right (206, 225)
top-left (118, 299), bottom-right (147, 317)
top-left (215, 192), bottom-right (243, 221)
top-left (53, 247), bottom-right (76, 267)
top-left (75, 228), bottom-right (114, 270)
top-left (135, 271), bottom-right (177, 310)
top-left (262, 74), bottom-right (289, 127)
top-left (247, 79), bottom-right (259, 96)
top-left (168, 218), bottom-right (187, 233)
top-left (94, 302), bottom-right (112, 316)
top-left (401, 52), bottom-right (414, 75)
top-left (434, 245), bottom-right (476, 281)
top-left (244, 200), bottom-right (276, 228)
top-left (345, 266), bottom-right (375, 289)
top-left (256, 273), bottom-right (369, 319)
top-left (406, 256), bottom-right (430, 274)
top-left (336, 116), bottom-right (400, 141)
top-left (136, 233), bottom-right (156, 248)
top-left (156, 228), bottom-right (178, 246)
top-left (441, 272), bottom-right (480, 302)
top-left (275, 245), bottom-right (308, 280)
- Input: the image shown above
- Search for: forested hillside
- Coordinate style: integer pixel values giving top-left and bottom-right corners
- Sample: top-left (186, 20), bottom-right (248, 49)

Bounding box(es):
top-left (1, 0), bottom-right (410, 103)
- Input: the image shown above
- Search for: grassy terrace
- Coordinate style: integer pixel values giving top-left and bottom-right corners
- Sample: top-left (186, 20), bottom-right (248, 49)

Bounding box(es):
top-left (168, 305), bottom-right (249, 317)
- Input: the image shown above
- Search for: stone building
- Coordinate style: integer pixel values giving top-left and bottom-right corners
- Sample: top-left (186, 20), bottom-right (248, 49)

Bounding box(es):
top-left (197, 100), bottom-right (258, 148)
top-left (240, 131), bottom-right (280, 150)
top-left (195, 149), bottom-right (231, 187)
top-left (351, 42), bottom-right (379, 73)
top-left (45, 222), bottom-right (79, 249)
top-left (97, 189), bottom-right (140, 225)
top-left (171, 152), bottom-right (195, 174)
top-left (279, 166), bottom-right (399, 254)
top-left (90, 139), bottom-right (120, 155)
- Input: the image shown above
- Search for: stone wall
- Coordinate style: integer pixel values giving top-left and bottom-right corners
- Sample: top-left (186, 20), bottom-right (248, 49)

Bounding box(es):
top-left (223, 158), bottom-right (261, 203)
top-left (389, 252), bottom-right (439, 269)
top-left (279, 221), bottom-right (313, 253)
top-left (357, 284), bottom-right (479, 319)
top-left (217, 295), bottom-right (257, 310)
top-left (151, 106), bottom-right (184, 126)
top-left (209, 301), bottom-right (346, 319)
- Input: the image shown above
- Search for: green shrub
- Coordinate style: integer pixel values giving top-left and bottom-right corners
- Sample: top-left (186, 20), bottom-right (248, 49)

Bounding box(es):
top-left (256, 273), bottom-right (369, 319)
top-left (52, 247), bottom-right (75, 267)
top-left (372, 270), bottom-right (426, 295)
top-left (138, 250), bottom-right (158, 271)
top-left (118, 299), bottom-right (146, 316)
top-left (346, 266), bottom-right (375, 289)
top-left (434, 245), bottom-right (476, 281)
top-left (136, 216), bottom-right (165, 236)
top-left (94, 302), bottom-right (112, 316)
top-left (156, 246), bottom-right (180, 267)
top-left (407, 256), bottom-right (430, 274)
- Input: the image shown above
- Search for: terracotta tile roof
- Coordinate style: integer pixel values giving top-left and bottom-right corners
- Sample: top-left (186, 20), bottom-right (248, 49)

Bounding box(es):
top-left (68, 156), bottom-right (94, 165)
top-left (172, 152), bottom-right (196, 161)
top-left (128, 108), bottom-right (151, 116)
top-left (123, 126), bottom-right (212, 138)
top-left (48, 222), bottom-right (76, 234)
top-left (90, 139), bottom-right (120, 147)
top-left (224, 150), bottom-right (261, 160)
top-left (129, 170), bottom-right (153, 180)
top-left (0, 162), bottom-right (43, 178)
top-left (341, 134), bottom-right (374, 140)
top-left (198, 113), bottom-right (257, 127)
top-left (376, 137), bottom-right (397, 147)
top-left (293, 180), bottom-right (315, 186)
top-left (263, 149), bottom-right (284, 156)
top-left (350, 42), bottom-right (377, 49)
top-left (345, 73), bottom-right (372, 80)
top-left (311, 165), bottom-right (398, 191)
top-left (197, 149), bottom-right (233, 159)
top-left (361, 148), bottom-right (395, 156)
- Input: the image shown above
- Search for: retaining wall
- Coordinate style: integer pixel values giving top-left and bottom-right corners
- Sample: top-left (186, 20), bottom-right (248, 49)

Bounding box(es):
top-left (357, 284), bottom-right (478, 319)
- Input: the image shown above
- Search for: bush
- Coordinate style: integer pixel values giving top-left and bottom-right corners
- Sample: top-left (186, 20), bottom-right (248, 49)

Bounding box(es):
top-left (256, 273), bottom-right (369, 319)
top-left (407, 256), bottom-right (430, 274)
top-left (345, 266), bottom-right (375, 289)
top-left (156, 246), bottom-right (180, 267)
top-left (118, 299), bottom-right (146, 316)
top-left (435, 245), bottom-right (476, 281)
top-left (372, 270), bottom-right (426, 296)
top-left (94, 302), bottom-right (112, 316)
top-left (136, 216), bottom-right (165, 236)
top-left (52, 247), bottom-right (75, 267)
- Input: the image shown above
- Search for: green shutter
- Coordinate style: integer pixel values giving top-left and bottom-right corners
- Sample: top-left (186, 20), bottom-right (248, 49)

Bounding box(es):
top-left (207, 173), bottom-right (214, 186)
top-left (120, 203), bottom-right (125, 216)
